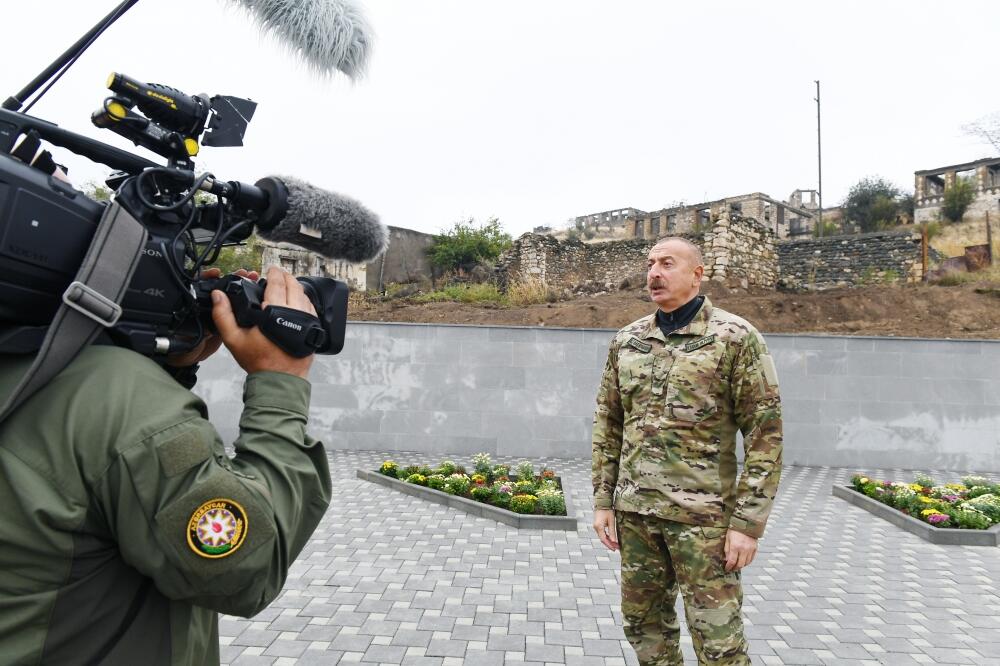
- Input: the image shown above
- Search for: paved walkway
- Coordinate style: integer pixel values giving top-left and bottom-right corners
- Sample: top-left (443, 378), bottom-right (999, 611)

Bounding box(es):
top-left (220, 452), bottom-right (1000, 665)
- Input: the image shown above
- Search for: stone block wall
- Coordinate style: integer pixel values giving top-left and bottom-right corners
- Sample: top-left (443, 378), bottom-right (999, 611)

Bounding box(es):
top-left (702, 213), bottom-right (777, 289)
top-left (777, 231), bottom-right (923, 291)
top-left (197, 323), bottom-right (1000, 472)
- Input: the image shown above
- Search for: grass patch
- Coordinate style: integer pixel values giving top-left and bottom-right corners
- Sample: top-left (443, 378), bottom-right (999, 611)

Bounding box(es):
top-left (934, 264), bottom-right (1000, 286)
top-left (412, 280), bottom-right (559, 306)
top-left (506, 278), bottom-right (558, 306)
top-left (414, 283), bottom-right (504, 304)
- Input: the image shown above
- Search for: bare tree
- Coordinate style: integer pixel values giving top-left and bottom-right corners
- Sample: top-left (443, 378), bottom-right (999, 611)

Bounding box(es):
top-left (962, 112), bottom-right (1000, 154)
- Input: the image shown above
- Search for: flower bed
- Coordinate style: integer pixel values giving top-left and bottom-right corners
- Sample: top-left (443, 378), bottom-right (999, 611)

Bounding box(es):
top-left (357, 453), bottom-right (577, 530)
top-left (834, 473), bottom-right (1000, 546)
top-left (849, 473), bottom-right (1000, 529)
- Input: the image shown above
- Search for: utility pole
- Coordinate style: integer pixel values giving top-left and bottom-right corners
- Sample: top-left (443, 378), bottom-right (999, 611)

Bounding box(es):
top-left (815, 80), bottom-right (823, 237)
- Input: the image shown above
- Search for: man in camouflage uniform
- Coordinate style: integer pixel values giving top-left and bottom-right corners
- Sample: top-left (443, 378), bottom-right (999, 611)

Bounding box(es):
top-left (592, 237), bottom-right (782, 665)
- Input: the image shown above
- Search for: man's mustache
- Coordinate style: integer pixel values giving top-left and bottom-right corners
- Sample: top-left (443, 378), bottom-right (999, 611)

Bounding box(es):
top-left (648, 280), bottom-right (666, 289)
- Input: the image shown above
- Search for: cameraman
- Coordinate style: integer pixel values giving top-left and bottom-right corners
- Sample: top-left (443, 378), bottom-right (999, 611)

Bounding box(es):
top-left (0, 266), bottom-right (331, 665)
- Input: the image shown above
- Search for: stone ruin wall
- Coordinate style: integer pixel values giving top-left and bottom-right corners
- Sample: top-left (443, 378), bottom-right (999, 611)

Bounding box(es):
top-left (499, 217), bottom-right (926, 293)
top-left (497, 213), bottom-right (777, 292)
top-left (777, 231), bottom-right (924, 291)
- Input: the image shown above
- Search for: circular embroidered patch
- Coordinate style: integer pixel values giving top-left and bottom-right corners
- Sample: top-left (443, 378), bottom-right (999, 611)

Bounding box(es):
top-left (187, 498), bottom-right (248, 559)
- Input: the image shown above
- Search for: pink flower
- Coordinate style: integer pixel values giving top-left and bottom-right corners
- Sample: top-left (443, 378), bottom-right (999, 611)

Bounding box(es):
top-left (942, 494), bottom-right (960, 502)
top-left (928, 514), bottom-right (949, 525)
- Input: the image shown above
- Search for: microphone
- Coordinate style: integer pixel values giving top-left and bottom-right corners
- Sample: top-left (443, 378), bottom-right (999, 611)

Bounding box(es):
top-left (250, 175), bottom-right (388, 262)
top-left (228, 0), bottom-right (374, 80)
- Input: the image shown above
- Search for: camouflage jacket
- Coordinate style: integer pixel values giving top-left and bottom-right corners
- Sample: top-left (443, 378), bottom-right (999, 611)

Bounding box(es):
top-left (591, 297), bottom-right (782, 538)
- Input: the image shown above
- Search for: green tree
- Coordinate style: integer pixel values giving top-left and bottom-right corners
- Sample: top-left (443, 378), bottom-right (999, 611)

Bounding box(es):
top-left (843, 177), bottom-right (905, 232)
top-left (942, 177), bottom-right (975, 223)
top-left (211, 234), bottom-right (265, 274)
top-left (427, 217), bottom-right (512, 273)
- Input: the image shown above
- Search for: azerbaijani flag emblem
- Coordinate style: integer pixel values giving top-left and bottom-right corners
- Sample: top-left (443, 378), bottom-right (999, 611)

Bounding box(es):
top-left (187, 498), bottom-right (248, 559)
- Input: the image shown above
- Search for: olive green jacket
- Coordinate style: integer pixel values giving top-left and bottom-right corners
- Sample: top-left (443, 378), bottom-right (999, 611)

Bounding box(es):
top-left (0, 345), bottom-right (331, 665)
top-left (591, 297), bottom-right (782, 538)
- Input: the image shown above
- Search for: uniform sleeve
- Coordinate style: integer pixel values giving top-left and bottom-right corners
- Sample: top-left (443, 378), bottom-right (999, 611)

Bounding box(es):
top-left (591, 339), bottom-right (624, 510)
top-left (728, 331), bottom-right (783, 538)
top-left (95, 371), bottom-right (331, 618)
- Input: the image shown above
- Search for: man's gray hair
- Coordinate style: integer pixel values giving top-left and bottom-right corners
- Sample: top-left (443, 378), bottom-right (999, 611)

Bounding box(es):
top-left (652, 237), bottom-right (703, 266)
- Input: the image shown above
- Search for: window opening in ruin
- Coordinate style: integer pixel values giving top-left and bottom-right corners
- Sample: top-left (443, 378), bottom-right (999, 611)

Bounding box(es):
top-left (955, 168), bottom-right (976, 186)
top-left (925, 175), bottom-right (945, 197)
top-left (989, 165), bottom-right (1000, 188)
top-left (280, 257), bottom-right (299, 274)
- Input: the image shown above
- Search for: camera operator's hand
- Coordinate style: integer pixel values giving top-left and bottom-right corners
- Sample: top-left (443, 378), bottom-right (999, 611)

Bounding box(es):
top-left (166, 268), bottom-right (259, 368)
top-left (211, 266), bottom-right (317, 379)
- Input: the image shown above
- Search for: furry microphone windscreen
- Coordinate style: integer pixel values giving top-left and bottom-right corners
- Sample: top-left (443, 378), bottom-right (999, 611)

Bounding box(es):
top-left (228, 0), bottom-right (373, 79)
top-left (257, 175), bottom-right (388, 263)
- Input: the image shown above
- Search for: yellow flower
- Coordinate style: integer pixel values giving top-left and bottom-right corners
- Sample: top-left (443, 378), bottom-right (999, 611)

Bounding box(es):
top-left (859, 477), bottom-right (870, 484)
top-left (921, 509), bottom-right (942, 516)
top-left (919, 496), bottom-right (935, 503)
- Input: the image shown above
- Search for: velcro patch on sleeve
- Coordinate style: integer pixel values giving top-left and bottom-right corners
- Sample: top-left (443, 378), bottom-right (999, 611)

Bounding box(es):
top-left (761, 354), bottom-right (779, 387)
top-left (156, 430), bottom-right (211, 477)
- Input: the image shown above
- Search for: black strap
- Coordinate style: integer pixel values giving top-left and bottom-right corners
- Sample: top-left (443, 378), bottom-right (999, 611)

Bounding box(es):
top-left (0, 201), bottom-right (146, 422)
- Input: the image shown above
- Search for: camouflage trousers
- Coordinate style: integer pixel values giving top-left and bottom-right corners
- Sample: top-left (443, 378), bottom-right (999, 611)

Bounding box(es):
top-left (617, 511), bottom-right (750, 666)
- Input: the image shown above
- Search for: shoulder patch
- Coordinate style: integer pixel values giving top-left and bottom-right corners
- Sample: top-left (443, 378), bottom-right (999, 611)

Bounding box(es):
top-left (625, 337), bottom-right (651, 353)
top-left (683, 334), bottom-right (716, 352)
top-left (187, 498), bottom-right (249, 559)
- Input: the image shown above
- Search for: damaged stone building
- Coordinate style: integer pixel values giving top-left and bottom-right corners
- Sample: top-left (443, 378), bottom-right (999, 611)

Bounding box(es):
top-left (624, 192), bottom-right (817, 241)
top-left (914, 156), bottom-right (1000, 224)
top-left (572, 207), bottom-right (646, 233)
top-left (259, 225), bottom-right (436, 292)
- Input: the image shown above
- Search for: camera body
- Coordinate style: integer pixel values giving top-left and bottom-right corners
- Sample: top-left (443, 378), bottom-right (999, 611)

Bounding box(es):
top-left (0, 73), bottom-right (349, 360)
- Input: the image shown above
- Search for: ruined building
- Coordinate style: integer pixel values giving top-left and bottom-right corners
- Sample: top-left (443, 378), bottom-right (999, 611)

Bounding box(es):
top-left (572, 207), bottom-right (646, 233)
top-left (915, 156), bottom-right (1000, 224)
top-left (624, 192), bottom-right (816, 240)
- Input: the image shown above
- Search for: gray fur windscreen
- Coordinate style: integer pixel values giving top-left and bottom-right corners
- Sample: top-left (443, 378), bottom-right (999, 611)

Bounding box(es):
top-left (229, 0), bottom-right (373, 79)
top-left (260, 175), bottom-right (388, 263)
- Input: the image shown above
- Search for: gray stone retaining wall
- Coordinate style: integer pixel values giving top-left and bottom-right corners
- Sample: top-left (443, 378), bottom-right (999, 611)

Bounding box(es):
top-left (777, 230), bottom-right (923, 291)
top-left (197, 322), bottom-right (1000, 473)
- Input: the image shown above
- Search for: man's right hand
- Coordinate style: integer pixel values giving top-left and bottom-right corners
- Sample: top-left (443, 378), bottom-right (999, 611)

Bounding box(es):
top-left (593, 509), bottom-right (619, 551)
top-left (211, 266), bottom-right (316, 379)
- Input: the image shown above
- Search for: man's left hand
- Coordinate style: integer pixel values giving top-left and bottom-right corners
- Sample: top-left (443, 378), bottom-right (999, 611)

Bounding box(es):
top-left (166, 267), bottom-right (259, 367)
top-left (723, 530), bottom-right (758, 572)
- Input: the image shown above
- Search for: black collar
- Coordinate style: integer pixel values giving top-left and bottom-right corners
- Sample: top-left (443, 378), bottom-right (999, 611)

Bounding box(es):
top-left (655, 295), bottom-right (704, 337)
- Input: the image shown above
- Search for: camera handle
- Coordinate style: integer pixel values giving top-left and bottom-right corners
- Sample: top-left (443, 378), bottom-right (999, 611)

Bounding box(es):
top-left (215, 276), bottom-right (327, 358)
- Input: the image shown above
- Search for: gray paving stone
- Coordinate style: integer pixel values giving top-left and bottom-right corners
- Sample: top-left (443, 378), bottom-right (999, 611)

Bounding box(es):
top-left (219, 454), bottom-right (1000, 666)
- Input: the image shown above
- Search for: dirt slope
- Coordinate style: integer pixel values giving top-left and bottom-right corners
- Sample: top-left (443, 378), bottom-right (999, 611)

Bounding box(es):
top-left (350, 281), bottom-right (1000, 339)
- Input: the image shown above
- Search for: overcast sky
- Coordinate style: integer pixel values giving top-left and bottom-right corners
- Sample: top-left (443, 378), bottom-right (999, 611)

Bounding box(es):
top-left (5, 0), bottom-right (1000, 237)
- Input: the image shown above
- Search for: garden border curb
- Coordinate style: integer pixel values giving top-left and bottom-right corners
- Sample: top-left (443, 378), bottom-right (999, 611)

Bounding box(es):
top-left (832, 485), bottom-right (1000, 546)
top-left (357, 469), bottom-right (578, 530)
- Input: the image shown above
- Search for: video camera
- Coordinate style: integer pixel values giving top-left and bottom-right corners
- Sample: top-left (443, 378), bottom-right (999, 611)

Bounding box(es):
top-left (0, 69), bottom-right (350, 360)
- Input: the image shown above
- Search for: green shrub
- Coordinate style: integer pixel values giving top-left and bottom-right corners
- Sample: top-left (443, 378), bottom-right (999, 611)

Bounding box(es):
top-left (515, 461), bottom-right (534, 482)
top-left (418, 466), bottom-right (434, 477)
top-left (426, 217), bottom-right (512, 274)
top-left (914, 473), bottom-right (936, 488)
top-left (514, 480), bottom-right (537, 495)
top-left (493, 464), bottom-right (511, 479)
top-left (406, 474), bottom-right (427, 486)
top-left (426, 474), bottom-right (447, 491)
top-left (962, 475), bottom-right (991, 489)
top-left (444, 474), bottom-right (470, 496)
top-left (436, 460), bottom-right (457, 476)
top-left (401, 465), bottom-right (422, 478)
top-left (962, 494), bottom-right (1000, 521)
top-left (471, 486), bottom-right (494, 503)
top-left (379, 461), bottom-right (399, 478)
top-left (955, 509), bottom-right (992, 530)
top-left (537, 489), bottom-right (566, 515)
top-left (472, 452), bottom-right (493, 478)
top-left (510, 494), bottom-right (538, 514)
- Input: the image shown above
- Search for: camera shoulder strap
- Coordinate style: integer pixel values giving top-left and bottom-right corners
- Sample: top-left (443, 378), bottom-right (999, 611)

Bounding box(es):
top-left (0, 201), bottom-right (146, 423)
